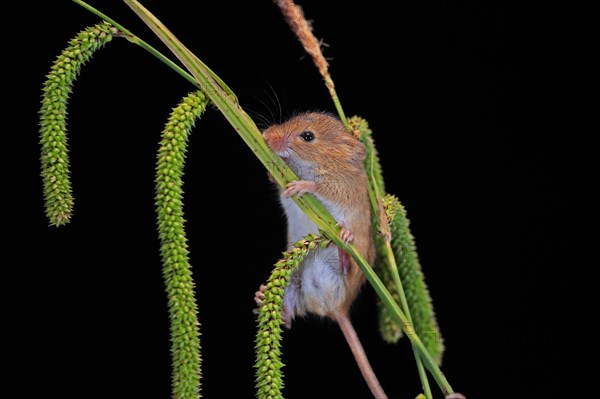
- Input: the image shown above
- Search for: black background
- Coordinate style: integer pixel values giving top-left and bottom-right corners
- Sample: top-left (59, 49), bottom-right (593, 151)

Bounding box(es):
top-left (8, 1), bottom-right (564, 398)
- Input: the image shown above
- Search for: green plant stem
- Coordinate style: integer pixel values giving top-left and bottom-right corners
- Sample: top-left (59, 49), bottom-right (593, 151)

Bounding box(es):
top-left (363, 133), bottom-right (433, 397)
top-left (71, 0), bottom-right (198, 88)
top-left (371, 163), bottom-right (432, 398)
top-left (343, 242), bottom-right (453, 395)
top-left (325, 77), bottom-right (349, 131)
top-left (120, 0), bottom-right (339, 235)
top-left (73, 1), bottom-right (456, 394)
top-left (384, 243), bottom-right (433, 399)
top-left (72, 0), bottom-right (238, 103)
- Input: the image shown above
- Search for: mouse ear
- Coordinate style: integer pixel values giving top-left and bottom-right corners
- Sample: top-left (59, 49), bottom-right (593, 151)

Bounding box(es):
top-left (351, 141), bottom-right (367, 164)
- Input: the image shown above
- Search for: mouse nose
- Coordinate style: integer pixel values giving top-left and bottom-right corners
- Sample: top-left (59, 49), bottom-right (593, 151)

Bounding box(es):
top-left (264, 130), bottom-right (289, 156)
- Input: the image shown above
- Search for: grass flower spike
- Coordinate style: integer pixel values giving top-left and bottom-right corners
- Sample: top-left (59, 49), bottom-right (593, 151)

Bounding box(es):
top-left (39, 22), bottom-right (117, 226)
top-left (156, 91), bottom-right (209, 399)
top-left (255, 234), bottom-right (330, 399)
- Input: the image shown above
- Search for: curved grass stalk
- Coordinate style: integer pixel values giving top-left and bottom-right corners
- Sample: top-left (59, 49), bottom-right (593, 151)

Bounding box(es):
top-left (72, 0), bottom-right (237, 103)
top-left (39, 22), bottom-right (117, 226)
top-left (156, 91), bottom-right (209, 398)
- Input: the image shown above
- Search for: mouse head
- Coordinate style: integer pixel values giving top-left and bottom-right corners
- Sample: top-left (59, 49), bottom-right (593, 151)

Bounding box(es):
top-left (263, 112), bottom-right (366, 168)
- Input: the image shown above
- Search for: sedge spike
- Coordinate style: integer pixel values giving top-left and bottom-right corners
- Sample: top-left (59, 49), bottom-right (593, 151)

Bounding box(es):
top-left (255, 234), bottom-right (330, 399)
top-left (39, 22), bottom-right (118, 226)
top-left (156, 91), bottom-right (209, 398)
top-left (348, 117), bottom-right (385, 195)
top-left (384, 194), bottom-right (445, 364)
top-left (375, 197), bottom-right (404, 343)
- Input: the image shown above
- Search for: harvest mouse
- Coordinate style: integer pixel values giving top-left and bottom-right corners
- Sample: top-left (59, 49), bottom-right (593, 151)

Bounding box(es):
top-left (255, 112), bottom-right (386, 398)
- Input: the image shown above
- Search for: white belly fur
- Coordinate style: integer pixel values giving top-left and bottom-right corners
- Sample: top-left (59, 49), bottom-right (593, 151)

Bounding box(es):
top-left (280, 196), bottom-right (347, 319)
top-left (281, 197), bottom-right (319, 246)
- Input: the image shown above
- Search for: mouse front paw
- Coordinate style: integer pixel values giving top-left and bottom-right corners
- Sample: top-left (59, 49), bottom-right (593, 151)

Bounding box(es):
top-left (253, 284), bottom-right (267, 315)
top-left (282, 180), bottom-right (317, 198)
top-left (336, 221), bottom-right (354, 244)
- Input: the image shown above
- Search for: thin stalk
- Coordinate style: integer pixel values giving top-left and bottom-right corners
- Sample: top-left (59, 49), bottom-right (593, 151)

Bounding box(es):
top-left (384, 243), bottom-right (433, 399)
top-left (368, 147), bottom-right (433, 398)
top-left (73, 1), bottom-right (456, 394)
top-left (325, 77), bottom-right (349, 131)
top-left (71, 0), bottom-right (198, 88)
top-left (367, 138), bottom-right (433, 397)
top-left (344, 244), bottom-right (453, 396)
top-left (120, 0), bottom-right (338, 233)
top-left (72, 0), bottom-right (238, 102)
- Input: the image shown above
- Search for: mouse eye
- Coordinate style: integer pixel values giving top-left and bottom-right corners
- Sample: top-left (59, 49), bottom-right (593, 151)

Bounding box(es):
top-left (299, 131), bottom-right (315, 142)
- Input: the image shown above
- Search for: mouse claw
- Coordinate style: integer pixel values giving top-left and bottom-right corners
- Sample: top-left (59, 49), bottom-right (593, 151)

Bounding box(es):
top-left (337, 222), bottom-right (354, 244)
top-left (282, 180), bottom-right (317, 198)
top-left (253, 284), bottom-right (267, 315)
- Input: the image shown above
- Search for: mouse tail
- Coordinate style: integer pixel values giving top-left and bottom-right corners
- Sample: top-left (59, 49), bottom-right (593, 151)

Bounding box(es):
top-left (335, 313), bottom-right (388, 399)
